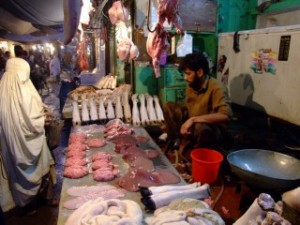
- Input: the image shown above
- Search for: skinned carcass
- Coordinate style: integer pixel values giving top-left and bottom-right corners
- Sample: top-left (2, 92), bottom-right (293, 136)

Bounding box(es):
top-left (157, 0), bottom-right (183, 34)
top-left (146, 24), bottom-right (169, 78)
top-left (108, 0), bottom-right (130, 25)
top-left (146, 0), bottom-right (183, 78)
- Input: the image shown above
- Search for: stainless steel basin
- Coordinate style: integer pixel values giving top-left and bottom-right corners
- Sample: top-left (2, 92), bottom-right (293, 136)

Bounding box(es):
top-left (227, 149), bottom-right (300, 192)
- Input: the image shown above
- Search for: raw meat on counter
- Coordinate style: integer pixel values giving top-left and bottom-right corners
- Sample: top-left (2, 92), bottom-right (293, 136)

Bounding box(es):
top-left (92, 167), bottom-right (120, 182)
top-left (92, 152), bottom-right (113, 162)
top-left (104, 119), bottom-right (134, 140)
top-left (67, 142), bottom-right (87, 152)
top-left (67, 184), bottom-right (118, 197)
top-left (87, 138), bottom-right (106, 148)
top-left (69, 132), bottom-right (87, 144)
top-left (64, 157), bottom-right (88, 167)
top-left (63, 166), bottom-right (89, 179)
top-left (119, 145), bottom-right (160, 161)
top-left (118, 168), bottom-right (181, 192)
top-left (91, 151), bottom-right (119, 182)
top-left (66, 150), bottom-right (86, 158)
top-left (91, 160), bottom-right (117, 170)
top-left (63, 188), bottom-right (125, 210)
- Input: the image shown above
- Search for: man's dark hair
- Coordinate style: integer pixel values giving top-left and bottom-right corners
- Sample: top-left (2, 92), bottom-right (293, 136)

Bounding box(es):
top-left (14, 45), bottom-right (24, 58)
top-left (179, 51), bottom-right (209, 75)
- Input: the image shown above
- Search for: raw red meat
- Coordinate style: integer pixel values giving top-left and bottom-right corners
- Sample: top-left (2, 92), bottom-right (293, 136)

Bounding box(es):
top-left (63, 188), bottom-right (125, 209)
top-left (92, 168), bottom-right (119, 182)
top-left (92, 152), bottom-right (113, 162)
top-left (67, 184), bottom-right (116, 197)
top-left (69, 132), bottom-right (87, 144)
top-left (121, 146), bottom-right (159, 161)
top-left (146, 24), bottom-right (169, 78)
top-left (63, 166), bottom-right (89, 179)
top-left (66, 151), bottom-right (86, 158)
top-left (65, 157), bottom-right (88, 167)
top-left (144, 149), bottom-right (160, 159)
top-left (157, 0), bottom-right (182, 33)
top-left (68, 142), bottom-right (87, 152)
top-left (87, 138), bottom-right (106, 148)
top-left (136, 135), bottom-right (150, 144)
top-left (91, 160), bottom-right (116, 170)
top-left (118, 168), bottom-right (181, 192)
top-left (108, 0), bottom-right (129, 25)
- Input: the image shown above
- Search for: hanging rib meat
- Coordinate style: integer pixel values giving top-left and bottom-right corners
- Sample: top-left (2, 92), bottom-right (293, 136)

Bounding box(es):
top-left (146, 0), bottom-right (183, 77)
top-left (157, 0), bottom-right (183, 34)
top-left (146, 24), bottom-right (169, 78)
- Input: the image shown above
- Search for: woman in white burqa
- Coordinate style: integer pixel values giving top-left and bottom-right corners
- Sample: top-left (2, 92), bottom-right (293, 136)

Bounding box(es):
top-left (0, 46), bottom-right (54, 212)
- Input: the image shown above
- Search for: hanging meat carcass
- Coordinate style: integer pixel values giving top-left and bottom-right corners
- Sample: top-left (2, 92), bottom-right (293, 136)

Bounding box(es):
top-left (146, 0), bottom-right (183, 78)
top-left (77, 37), bottom-right (89, 72)
top-left (108, 1), bottom-right (130, 25)
top-left (157, 0), bottom-right (183, 34)
top-left (146, 24), bottom-right (169, 78)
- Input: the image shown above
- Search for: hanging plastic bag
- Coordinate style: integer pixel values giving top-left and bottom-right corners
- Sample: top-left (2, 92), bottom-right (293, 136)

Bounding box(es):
top-left (176, 32), bottom-right (193, 57)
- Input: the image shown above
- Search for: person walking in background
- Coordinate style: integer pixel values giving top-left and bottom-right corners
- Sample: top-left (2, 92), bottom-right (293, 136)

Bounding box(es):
top-left (49, 53), bottom-right (61, 82)
top-left (0, 45), bottom-right (55, 213)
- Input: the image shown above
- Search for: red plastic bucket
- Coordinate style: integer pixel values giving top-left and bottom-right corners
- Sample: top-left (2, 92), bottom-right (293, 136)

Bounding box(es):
top-left (190, 148), bottom-right (224, 184)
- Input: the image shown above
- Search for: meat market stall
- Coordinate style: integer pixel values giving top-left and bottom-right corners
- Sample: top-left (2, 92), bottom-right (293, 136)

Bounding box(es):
top-left (57, 124), bottom-right (187, 225)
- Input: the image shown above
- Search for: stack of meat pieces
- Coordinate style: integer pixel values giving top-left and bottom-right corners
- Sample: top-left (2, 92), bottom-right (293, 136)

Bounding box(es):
top-left (91, 152), bottom-right (120, 182)
top-left (104, 119), bottom-right (134, 140)
top-left (64, 132), bottom-right (89, 179)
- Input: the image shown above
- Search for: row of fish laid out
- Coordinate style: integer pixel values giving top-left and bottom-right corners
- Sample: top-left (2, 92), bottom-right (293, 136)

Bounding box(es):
top-left (71, 92), bottom-right (164, 127)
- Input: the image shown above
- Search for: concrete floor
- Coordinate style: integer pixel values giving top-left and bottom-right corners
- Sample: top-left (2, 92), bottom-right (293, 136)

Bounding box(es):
top-left (3, 80), bottom-right (300, 225)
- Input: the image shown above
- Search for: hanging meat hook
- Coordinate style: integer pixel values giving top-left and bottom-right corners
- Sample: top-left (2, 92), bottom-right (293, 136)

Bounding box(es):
top-left (147, 0), bottom-right (157, 33)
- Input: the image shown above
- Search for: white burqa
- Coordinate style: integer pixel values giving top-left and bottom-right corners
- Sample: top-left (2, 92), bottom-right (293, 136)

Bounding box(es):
top-left (0, 58), bottom-right (54, 211)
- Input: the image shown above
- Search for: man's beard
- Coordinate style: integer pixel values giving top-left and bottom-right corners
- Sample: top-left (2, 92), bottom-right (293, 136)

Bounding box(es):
top-left (189, 75), bottom-right (202, 91)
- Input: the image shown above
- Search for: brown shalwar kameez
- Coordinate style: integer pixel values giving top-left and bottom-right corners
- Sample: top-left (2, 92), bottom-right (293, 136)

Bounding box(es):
top-left (163, 76), bottom-right (232, 157)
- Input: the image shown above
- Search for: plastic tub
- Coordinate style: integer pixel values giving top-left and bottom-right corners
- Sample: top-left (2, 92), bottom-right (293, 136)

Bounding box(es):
top-left (190, 148), bottom-right (224, 184)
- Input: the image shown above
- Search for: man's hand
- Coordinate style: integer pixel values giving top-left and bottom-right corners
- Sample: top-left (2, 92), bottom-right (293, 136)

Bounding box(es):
top-left (180, 118), bottom-right (194, 136)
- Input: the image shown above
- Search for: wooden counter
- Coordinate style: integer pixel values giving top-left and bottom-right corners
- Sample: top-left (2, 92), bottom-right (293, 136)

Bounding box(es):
top-left (57, 125), bottom-right (185, 225)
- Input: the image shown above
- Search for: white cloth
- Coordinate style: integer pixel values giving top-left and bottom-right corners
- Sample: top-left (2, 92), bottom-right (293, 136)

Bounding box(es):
top-left (49, 55), bottom-right (61, 77)
top-left (0, 57), bottom-right (54, 209)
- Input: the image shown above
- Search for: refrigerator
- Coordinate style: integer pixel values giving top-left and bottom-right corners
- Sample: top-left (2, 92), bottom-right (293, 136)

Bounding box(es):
top-left (217, 25), bottom-right (300, 126)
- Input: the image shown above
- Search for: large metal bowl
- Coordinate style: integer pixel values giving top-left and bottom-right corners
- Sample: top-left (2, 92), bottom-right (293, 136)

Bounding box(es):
top-left (227, 149), bottom-right (300, 192)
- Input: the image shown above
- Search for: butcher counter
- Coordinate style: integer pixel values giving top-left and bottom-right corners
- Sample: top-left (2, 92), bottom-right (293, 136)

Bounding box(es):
top-left (57, 125), bottom-right (186, 225)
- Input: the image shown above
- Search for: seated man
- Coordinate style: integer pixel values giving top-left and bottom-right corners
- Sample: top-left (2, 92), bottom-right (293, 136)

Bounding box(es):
top-left (163, 51), bottom-right (232, 160)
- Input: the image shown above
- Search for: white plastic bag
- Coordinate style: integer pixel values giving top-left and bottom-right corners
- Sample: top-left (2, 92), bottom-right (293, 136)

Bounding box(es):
top-left (176, 32), bottom-right (193, 57)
